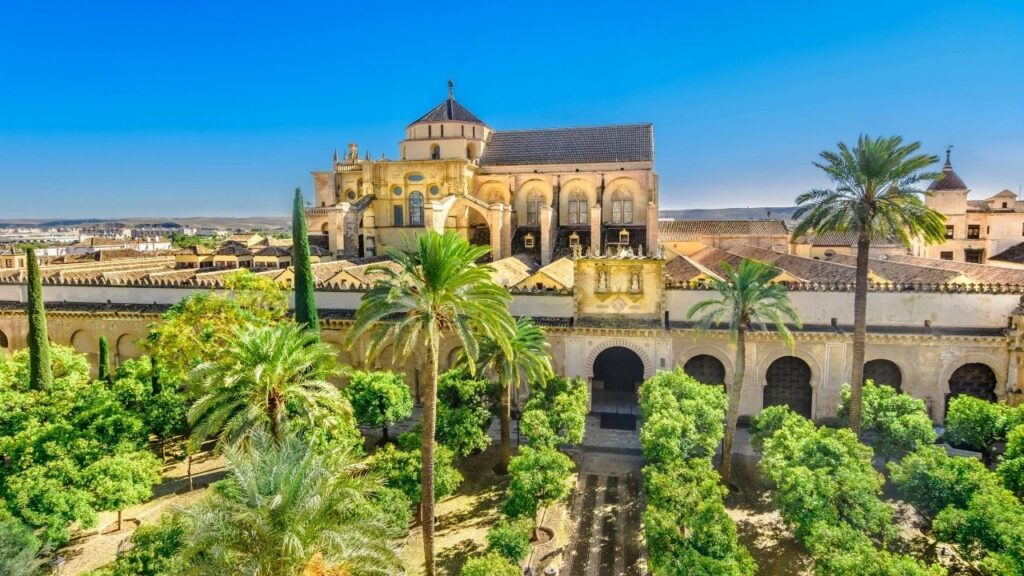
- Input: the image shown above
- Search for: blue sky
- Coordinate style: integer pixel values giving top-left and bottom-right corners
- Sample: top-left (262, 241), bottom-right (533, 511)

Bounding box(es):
top-left (1, 0), bottom-right (1022, 218)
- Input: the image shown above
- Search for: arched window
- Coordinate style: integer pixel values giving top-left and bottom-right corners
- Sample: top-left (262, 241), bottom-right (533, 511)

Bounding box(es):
top-left (864, 359), bottom-right (902, 391)
top-left (611, 189), bottom-right (633, 224)
top-left (0, 329), bottom-right (8, 349)
top-left (568, 190), bottom-right (588, 225)
top-left (431, 144), bottom-right (441, 160)
top-left (409, 191), bottom-right (424, 226)
top-left (393, 205), bottom-right (404, 226)
top-left (526, 192), bottom-right (543, 225)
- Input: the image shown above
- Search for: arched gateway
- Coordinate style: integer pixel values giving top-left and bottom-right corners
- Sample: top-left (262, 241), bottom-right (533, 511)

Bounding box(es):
top-left (591, 346), bottom-right (644, 421)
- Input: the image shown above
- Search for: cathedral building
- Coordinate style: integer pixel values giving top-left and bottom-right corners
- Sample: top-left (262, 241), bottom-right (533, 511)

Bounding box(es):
top-left (305, 85), bottom-right (657, 265)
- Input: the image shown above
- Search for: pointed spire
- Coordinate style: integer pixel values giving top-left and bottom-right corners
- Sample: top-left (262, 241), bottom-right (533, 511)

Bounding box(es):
top-left (448, 78), bottom-right (455, 99)
top-left (945, 145), bottom-right (953, 167)
top-left (333, 148), bottom-right (339, 164)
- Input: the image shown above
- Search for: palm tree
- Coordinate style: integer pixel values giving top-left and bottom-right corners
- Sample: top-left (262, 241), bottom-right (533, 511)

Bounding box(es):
top-left (792, 135), bottom-right (946, 433)
top-left (178, 429), bottom-right (402, 576)
top-left (188, 321), bottom-right (351, 448)
top-left (346, 230), bottom-right (513, 576)
top-left (473, 316), bottom-right (552, 473)
top-left (687, 259), bottom-right (800, 485)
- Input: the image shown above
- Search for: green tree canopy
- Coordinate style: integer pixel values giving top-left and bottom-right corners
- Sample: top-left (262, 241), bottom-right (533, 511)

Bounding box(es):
top-left (639, 369), bottom-right (727, 464)
top-left (344, 370), bottom-right (413, 441)
top-left (838, 380), bottom-right (936, 459)
top-left (459, 553), bottom-right (520, 576)
top-left (436, 367), bottom-right (495, 457)
top-left (85, 452), bottom-right (162, 531)
top-left (503, 445), bottom-right (573, 519)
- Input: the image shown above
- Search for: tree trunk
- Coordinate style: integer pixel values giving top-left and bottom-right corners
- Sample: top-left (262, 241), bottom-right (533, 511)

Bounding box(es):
top-left (382, 424), bottom-right (389, 443)
top-left (721, 325), bottom-right (746, 486)
top-left (420, 330), bottom-right (440, 576)
top-left (497, 378), bottom-right (512, 474)
top-left (160, 438), bottom-right (166, 462)
top-left (187, 449), bottom-right (194, 492)
top-left (268, 391), bottom-right (283, 442)
top-left (117, 509), bottom-right (123, 532)
top-left (848, 234), bottom-right (871, 436)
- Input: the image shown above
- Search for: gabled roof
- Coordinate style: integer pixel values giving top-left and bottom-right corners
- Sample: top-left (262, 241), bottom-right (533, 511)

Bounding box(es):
top-left (826, 252), bottom-right (967, 284)
top-left (255, 245), bottom-right (292, 257)
top-left (791, 231), bottom-right (902, 247)
top-left (725, 244), bottom-right (859, 283)
top-left (659, 219), bottom-right (788, 240)
top-left (479, 124), bottom-right (653, 167)
top-left (214, 242), bottom-right (253, 256)
top-left (409, 96), bottom-right (485, 126)
top-left (876, 253), bottom-right (1024, 284)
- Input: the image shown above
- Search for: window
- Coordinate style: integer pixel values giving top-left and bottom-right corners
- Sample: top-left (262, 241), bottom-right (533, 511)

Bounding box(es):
top-left (611, 198), bottom-right (633, 224)
top-left (940, 251), bottom-right (954, 260)
top-left (569, 232), bottom-right (581, 248)
top-left (430, 185), bottom-right (440, 196)
top-left (428, 125), bottom-right (432, 138)
top-left (347, 189), bottom-right (356, 200)
top-left (823, 249), bottom-right (836, 260)
top-left (965, 249), bottom-right (984, 264)
top-left (431, 144), bottom-right (440, 160)
top-left (619, 229), bottom-right (630, 244)
top-left (409, 192), bottom-right (424, 226)
top-left (440, 125), bottom-right (444, 137)
top-left (1003, 202), bottom-right (1009, 209)
top-left (526, 193), bottom-right (542, 225)
top-left (523, 233), bottom-right (535, 249)
top-left (967, 224), bottom-right (980, 239)
top-left (393, 186), bottom-right (403, 197)
top-left (945, 225), bottom-right (955, 239)
top-left (568, 190), bottom-right (588, 225)
top-left (393, 205), bottom-right (404, 226)
top-left (408, 174), bottom-right (424, 182)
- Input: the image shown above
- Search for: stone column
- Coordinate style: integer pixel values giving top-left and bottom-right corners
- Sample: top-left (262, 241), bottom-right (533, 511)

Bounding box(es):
top-left (647, 201), bottom-right (659, 252)
top-left (540, 205), bottom-right (555, 266)
top-left (489, 206), bottom-right (503, 260)
top-left (501, 206), bottom-right (513, 259)
top-left (590, 204), bottom-right (602, 254)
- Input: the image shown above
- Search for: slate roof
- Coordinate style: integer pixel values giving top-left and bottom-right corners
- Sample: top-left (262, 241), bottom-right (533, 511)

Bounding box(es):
top-left (658, 219), bottom-right (788, 240)
top-left (409, 96), bottom-right (485, 126)
top-left (479, 124), bottom-right (653, 167)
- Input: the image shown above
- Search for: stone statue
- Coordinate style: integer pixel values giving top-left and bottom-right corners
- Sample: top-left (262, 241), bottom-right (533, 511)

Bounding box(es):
top-left (631, 273), bottom-right (640, 292)
top-left (638, 245), bottom-right (644, 257)
top-left (598, 271), bottom-right (608, 292)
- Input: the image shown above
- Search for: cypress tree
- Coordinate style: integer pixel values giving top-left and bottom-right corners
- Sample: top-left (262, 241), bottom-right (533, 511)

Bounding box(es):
top-left (26, 248), bottom-right (53, 391)
top-left (98, 335), bottom-right (111, 383)
top-left (292, 187), bottom-right (319, 339)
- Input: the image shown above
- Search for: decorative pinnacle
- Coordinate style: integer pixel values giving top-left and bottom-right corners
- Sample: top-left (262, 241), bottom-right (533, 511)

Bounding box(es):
top-left (945, 145), bottom-right (953, 167)
top-left (448, 79), bottom-right (454, 98)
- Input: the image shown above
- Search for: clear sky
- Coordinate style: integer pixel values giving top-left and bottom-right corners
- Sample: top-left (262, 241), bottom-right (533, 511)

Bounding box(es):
top-left (1, 0), bottom-right (1022, 218)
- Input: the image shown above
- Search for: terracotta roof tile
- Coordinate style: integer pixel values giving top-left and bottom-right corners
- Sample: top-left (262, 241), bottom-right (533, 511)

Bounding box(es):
top-left (480, 124), bottom-right (653, 166)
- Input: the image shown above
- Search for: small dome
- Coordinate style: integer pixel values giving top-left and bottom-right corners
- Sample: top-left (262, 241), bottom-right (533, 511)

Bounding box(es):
top-left (929, 149), bottom-right (967, 191)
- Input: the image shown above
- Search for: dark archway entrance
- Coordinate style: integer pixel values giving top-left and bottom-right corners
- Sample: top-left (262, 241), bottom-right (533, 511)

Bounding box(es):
top-left (864, 359), bottom-right (902, 391)
top-left (946, 363), bottom-right (997, 414)
top-left (592, 347), bottom-right (643, 422)
top-left (684, 354), bottom-right (726, 387)
top-left (764, 356), bottom-right (813, 419)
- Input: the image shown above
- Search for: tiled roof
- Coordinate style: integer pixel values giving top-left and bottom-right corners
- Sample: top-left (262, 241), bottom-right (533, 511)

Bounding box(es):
top-left (792, 231), bottom-right (901, 247)
top-left (725, 244), bottom-right (858, 283)
top-left (663, 256), bottom-right (704, 283)
top-left (687, 246), bottom-right (746, 277)
top-left (490, 255), bottom-right (537, 287)
top-left (214, 243), bottom-right (253, 256)
top-left (255, 245), bottom-right (291, 257)
top-left (479, 124), bottom-right (653, 167)
top-left (658, 219), bottom-right (789, 240)
top-left (522, 257), bottom-right (575, 289)
top-left (990, 243), bottom-right (1024, 264)
top-left (826, 253), bottom-right (964, 284)
top-left (877, 254), bottom-right (1024, 284)
top-left (174, 245), bottom-right (215, 256)
top-left (409, 96), bottom-right (485, 126)
top-left (966, 199), bottom-right (1024, 213)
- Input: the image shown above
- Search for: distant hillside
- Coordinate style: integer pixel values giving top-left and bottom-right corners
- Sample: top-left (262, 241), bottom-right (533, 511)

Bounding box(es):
top-left (659, 207), bottom-right (799, 221)
top-left (0, 216), bottom-right (291, 231)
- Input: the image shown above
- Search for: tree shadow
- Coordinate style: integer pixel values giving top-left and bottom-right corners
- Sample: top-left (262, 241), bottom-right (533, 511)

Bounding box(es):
top-left (437, 538), bottom-right (482, 575)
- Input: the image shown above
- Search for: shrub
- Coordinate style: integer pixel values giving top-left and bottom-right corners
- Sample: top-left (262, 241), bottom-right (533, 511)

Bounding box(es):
top-left (459, 552), bottom-right (520, 576)
top-left (997, 425), bottom-right (1024, 499)
top-left (0, 506), bottom-right (40, 576)
top-left (521, 376), bottom-right (589, 446)
top-left (750, 405), bottom-right (807, 450)
top-left (638, 369), bottom-right (726, 463)
top-left (436, 368), bottom-right (495, 456)
top-left (761, 415), bottom-right (892, 542)
top-left (503, 446), bottom-right (573, 519)
top-left (888, 444), bottom-right (998, 516)
top-left (944, 396), bottom-right (1012, 460)
top-left (374, 486), bottom-right (412, 540)
top-left (643, 459), bottom-right (756, 575)
top-left (371, 438), bottom-right (462, 504)
top-left (838, 381), bottom-right (936, 459)
top-left (344, 370), bottom-right (413, 441)
top-left (486, 517), bottom-right (533, 563)
top-left (88, 513), bottom-right (185, 576)
top-left (805, 522), bottom-right (946, 576)
top-left (932, 482), bottom-right (1024, 574)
